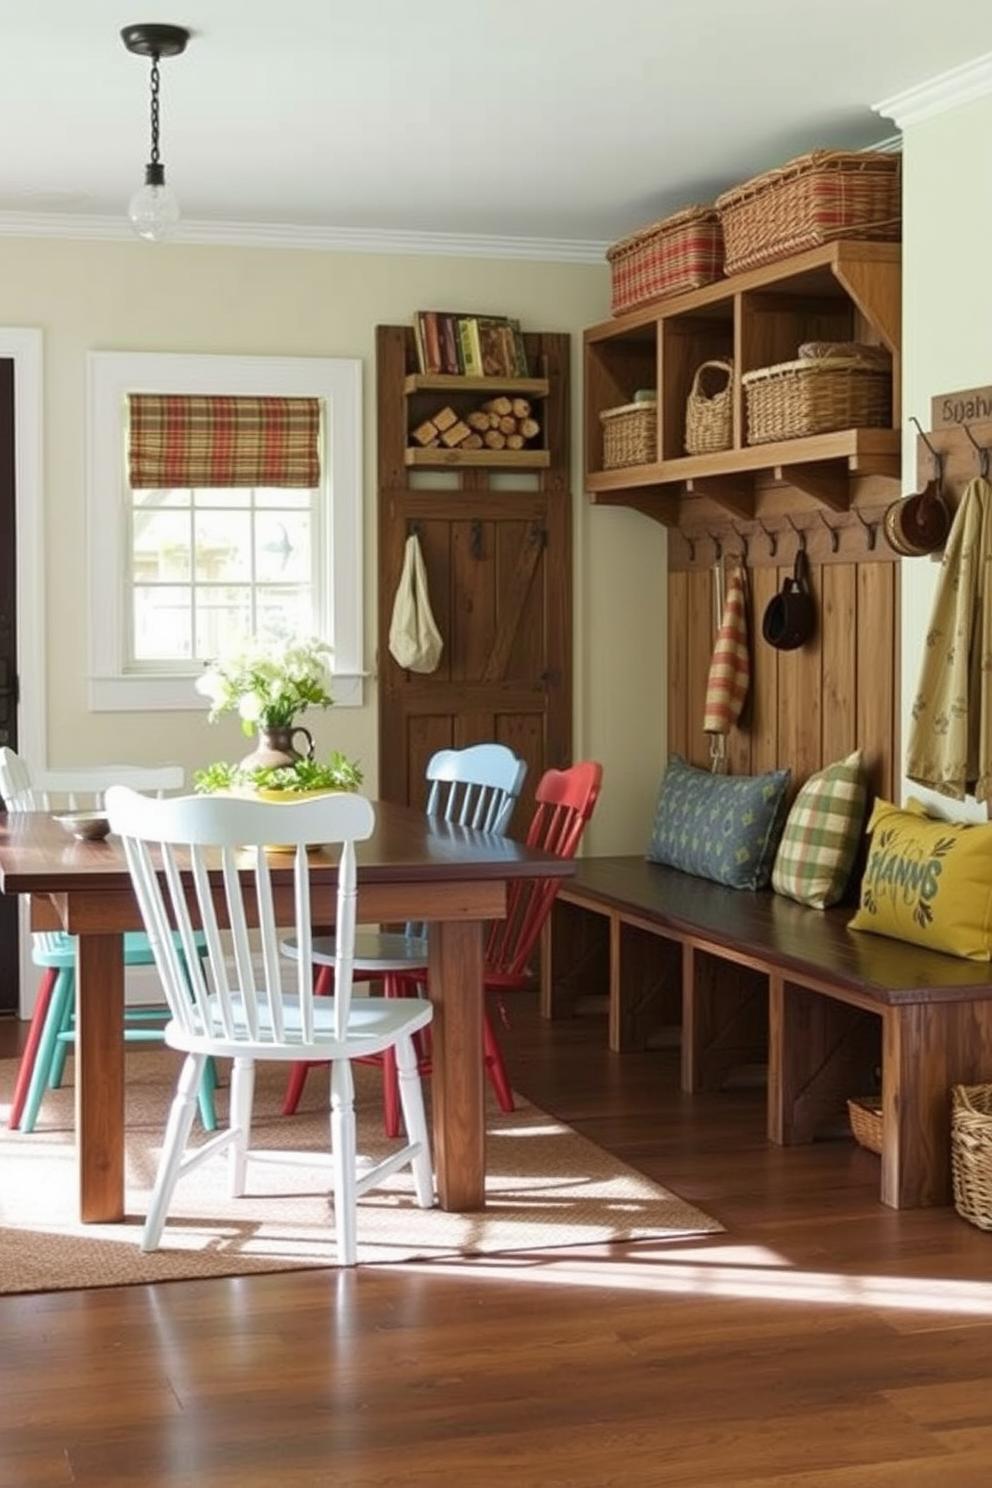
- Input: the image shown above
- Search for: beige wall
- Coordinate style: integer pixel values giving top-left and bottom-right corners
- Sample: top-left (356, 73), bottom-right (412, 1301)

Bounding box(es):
top-left (898, 88), bottom-right (992, 821)
top-left (0, 235), bottom-right (667, 853)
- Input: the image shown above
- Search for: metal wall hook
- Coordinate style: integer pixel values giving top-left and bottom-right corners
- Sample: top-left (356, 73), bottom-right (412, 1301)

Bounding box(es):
top-left (818, 509), bottom-right (841, 554)
top-left (785, 513), bottom-right (807, 551)
top-left (854, 507), bottom-right (879, 552)
top-left (707, 528), bottom-right (723, 561)
top-left (730, 520), bottom-right (749, 563)
top-left (963, 423), bottom-right (991, 480)
top-left (910, 415), bottom-right (945, 483)
top-left (685, 532), bottom-right (697, 563)
top-left (757, 517), bottom-right (779, 558)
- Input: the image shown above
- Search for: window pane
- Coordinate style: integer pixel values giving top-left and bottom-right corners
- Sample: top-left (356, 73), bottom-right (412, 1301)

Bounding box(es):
top-left (133, 586), bottom-right (193, 661)
top-left (133, 509), bottom-right (193, 582)
top-left (255, 588), bottom-right (314, 638)
top-left (194, 510), bottom-right (254, 582)
top-left (256, 511), bottom-right (312, 583)
top-left (133, 488), bottom-right (191, 511)
top-left (194, 590), bottom-right (255, 660)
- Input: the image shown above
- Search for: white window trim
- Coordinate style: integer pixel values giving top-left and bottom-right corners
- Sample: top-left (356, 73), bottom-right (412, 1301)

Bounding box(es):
top-left (87, 351), bottom-right (364, 711)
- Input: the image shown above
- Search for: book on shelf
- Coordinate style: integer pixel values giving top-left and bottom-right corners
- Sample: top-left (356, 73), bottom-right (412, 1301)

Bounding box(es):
top-left (412, 310), bottom-right (530, 379)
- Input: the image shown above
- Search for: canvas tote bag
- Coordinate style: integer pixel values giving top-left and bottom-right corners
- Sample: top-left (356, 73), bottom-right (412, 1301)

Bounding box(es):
top-left (388, 533), bottom-right (443, 673)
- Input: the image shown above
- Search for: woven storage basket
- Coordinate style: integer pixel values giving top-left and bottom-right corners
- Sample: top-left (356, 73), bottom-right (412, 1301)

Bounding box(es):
top-left (715, 151), bottom-right (902, 277)
top-left (742, 356), bottom-right (892, 445)
top-left (685, 359), bottom-right (734, 455)
top-left (951, 1083), bottom-right (992, 1230)
top-left (600, 400), bottom-right (657, 469)
top-left (607, 206), bottom-right (724, 315)
top-left (847, 1097), bottom-right (883, 1155)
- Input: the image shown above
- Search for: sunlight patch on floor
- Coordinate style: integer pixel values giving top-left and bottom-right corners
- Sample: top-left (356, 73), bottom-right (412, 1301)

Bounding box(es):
top-left (389, 1242), bottom-right (992, 1318)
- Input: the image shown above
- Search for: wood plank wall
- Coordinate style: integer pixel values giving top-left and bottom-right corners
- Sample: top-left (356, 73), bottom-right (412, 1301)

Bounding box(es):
top-left (667, 540), bottom-right (901, 805)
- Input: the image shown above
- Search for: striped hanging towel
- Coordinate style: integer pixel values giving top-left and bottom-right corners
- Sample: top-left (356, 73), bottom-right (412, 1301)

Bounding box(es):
top-left (703, 562), bottom-right (750, 737)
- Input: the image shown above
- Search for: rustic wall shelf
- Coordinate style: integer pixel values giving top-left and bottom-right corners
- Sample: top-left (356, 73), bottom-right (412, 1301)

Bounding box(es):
top-left (584, 240), bottom-right (902, 525)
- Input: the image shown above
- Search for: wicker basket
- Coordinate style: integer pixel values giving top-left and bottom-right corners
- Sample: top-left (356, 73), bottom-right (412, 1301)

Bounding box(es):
top-left (847, 1097), bottom-right (883, 1155)
top-left (607, 206), bottom-right (724, 315)
top-left (685, 360), bottom-right (734, 455)
top-left (951, 1083), bottom-right (992, 1230)
top-left (742, 356), bottom-right (892, 445)
top-left (715, 151), bottom-right (902, 277)
top-left (600, 400), bottom-right (657, 469)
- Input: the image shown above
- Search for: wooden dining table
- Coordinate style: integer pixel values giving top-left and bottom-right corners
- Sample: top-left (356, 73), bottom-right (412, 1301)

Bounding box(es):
top-left (0, 800), bottom-right (574, 1224)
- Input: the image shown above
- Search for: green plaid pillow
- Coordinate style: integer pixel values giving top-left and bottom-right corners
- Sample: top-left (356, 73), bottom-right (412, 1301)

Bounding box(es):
top-left (772, 751), bottom-right (867, 908)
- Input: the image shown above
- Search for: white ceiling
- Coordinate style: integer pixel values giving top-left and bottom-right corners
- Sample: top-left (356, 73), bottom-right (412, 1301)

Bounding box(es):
top-left (2, 1), bottom-right (992, 256)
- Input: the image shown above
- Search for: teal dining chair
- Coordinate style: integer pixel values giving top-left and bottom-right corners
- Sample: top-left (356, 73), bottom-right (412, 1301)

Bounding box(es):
top-left (0, 747), bottom-right (218, 1134)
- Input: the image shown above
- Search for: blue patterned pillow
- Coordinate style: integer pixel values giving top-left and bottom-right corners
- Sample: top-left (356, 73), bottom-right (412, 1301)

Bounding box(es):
top-left (647, 755), bottom-right (792, 890)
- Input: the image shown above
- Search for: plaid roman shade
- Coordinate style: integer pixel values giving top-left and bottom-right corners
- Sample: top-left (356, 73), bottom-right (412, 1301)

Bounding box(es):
top-left (127, 394), bottom-right (321, 488)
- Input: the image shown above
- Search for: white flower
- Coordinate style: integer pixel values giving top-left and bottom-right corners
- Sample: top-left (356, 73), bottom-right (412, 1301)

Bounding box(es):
top-left (195, 633), bottom-right (335, 734)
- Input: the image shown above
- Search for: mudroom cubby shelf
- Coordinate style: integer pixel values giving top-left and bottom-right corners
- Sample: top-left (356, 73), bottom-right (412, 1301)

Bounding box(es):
top-left (584, 240), bottom-right (902, 525)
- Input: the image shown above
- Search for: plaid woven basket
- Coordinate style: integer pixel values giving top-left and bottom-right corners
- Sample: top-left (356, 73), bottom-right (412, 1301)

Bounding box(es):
top-left (715, 151), bottom-right (901, 276)
top-left (607, 206), bottom-right (724, 315)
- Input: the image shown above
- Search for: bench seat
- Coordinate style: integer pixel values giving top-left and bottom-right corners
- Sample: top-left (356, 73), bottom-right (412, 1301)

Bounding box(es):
top-left (542, 856), bottom-right (992, 1209)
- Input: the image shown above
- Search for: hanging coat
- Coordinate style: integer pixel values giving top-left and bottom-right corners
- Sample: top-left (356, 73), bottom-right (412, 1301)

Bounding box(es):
top-left (703, 562), bottom-right (750, 737)
top-left (905, 474), bottom-right (992, 805)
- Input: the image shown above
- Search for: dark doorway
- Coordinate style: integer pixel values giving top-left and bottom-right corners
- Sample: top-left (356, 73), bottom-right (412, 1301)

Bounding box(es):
top-left (0, 357), bottom-right (19, 1012)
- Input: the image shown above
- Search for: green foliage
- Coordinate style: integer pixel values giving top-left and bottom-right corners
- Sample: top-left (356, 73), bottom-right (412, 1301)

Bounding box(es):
top-left (193, 752), bottom-right (364, 795)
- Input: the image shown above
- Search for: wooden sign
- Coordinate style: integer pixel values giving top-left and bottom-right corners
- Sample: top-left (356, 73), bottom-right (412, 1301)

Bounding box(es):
top-left (931, 384), bottom-right (992, 429)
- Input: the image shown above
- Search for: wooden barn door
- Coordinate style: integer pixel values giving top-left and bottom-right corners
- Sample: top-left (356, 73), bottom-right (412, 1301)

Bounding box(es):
top-left (376, 326), bottom-right (571, 826)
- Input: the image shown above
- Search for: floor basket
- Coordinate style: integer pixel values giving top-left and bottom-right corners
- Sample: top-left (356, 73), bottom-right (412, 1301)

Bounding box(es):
top-left (607, 206), bottom-right (724, 315)
top-left (743, 356), bottom-right (892, 445)
top-left (715, 151), bottom-right (902, 277)
top-left (847, 1097), bottom-right (883, 1155)
top-left (600, 401), bottom-right (657, 469)
top-left (951, 1083), bottom-right (992, 1230)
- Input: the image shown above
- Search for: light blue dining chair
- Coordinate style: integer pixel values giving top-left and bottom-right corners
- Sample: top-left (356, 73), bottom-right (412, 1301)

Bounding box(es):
top-left (280, 741), bottom-right (528, 1133)
top-left (0, 747), bottom-right (218, 1134)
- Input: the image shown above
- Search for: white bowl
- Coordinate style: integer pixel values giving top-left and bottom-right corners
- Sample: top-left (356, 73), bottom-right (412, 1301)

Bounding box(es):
top-left (54, 811), bottom-right (112, 842)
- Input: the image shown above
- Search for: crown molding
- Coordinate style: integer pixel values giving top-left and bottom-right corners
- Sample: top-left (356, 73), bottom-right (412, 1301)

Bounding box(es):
top-left (0, 209), bottom-right (609, 264)
top-left (874, 50), bottom-right (992, 128)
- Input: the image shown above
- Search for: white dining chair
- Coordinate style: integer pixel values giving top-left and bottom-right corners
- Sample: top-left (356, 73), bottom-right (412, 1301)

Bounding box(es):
top-left (105, 786), bottom-right (435, 1264)
top-left (0, 747), bottom-right (217, 1134)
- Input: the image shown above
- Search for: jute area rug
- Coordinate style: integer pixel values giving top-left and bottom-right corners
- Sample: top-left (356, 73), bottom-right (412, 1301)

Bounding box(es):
top-left (0, 1049), bottom-right (721, 1294)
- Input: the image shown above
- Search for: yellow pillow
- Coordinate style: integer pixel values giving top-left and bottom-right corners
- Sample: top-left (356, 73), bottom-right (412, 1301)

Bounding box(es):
top-left (849, 798), bottom-right (992, 960)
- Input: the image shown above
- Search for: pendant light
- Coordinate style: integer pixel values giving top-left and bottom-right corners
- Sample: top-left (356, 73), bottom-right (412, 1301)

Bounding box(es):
top-left (121, 23), bottom-right (190, 242)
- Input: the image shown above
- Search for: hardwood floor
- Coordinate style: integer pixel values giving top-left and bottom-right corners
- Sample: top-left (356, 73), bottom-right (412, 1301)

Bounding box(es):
top-left (3, 996), bottom-right (992, 1487)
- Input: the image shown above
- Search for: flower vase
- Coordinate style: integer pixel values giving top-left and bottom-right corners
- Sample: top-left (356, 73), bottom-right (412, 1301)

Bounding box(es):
top-left (239, 724), bottom-right (315, 773)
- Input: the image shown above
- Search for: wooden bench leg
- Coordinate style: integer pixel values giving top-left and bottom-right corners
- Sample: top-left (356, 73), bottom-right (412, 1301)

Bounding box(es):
top-left (881, 1001), bottom-right (992, 1209)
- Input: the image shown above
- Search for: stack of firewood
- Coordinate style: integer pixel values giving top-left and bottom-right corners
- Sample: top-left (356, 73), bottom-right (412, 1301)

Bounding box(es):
top-left (411, 396), bottom-right (541, 451)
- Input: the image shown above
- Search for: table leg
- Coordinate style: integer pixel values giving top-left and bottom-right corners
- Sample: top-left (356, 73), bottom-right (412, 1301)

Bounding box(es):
top-left (428, 918), bottom-right (484, 1211)
top-left (75, 933), bottom-right (125, 1222)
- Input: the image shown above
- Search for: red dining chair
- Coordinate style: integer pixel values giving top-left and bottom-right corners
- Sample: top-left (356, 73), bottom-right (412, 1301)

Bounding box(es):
top-left (382, 759), bottom-right (603, 1127)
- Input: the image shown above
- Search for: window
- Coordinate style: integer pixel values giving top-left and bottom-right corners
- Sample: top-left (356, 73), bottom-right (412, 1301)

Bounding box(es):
top-left (87, 353), bottom-right (363, 711)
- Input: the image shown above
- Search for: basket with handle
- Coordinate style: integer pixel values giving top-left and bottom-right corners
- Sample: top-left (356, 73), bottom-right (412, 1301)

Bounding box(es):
top-left (685, 359), bottom-right (734, 455)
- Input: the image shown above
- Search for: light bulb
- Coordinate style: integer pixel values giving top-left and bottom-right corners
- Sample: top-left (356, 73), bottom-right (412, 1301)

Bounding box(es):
top-left (127, 163), bottom-right (180, 242)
